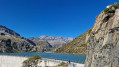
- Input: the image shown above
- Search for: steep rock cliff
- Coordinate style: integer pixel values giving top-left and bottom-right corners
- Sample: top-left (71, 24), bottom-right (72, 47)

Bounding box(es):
top-left (85, 4), bottom-right (119, 67)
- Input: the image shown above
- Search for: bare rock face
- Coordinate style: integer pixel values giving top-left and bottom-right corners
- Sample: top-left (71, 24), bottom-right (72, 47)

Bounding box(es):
top-left (0, 25), bottom-right (34, 53)
top-left (0, 25), bottom-right (20, 37)
top-left (85, 6), bottom-right (119, 67)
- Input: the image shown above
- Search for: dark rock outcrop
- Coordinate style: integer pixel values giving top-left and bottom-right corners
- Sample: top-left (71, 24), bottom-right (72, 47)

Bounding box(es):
top-left (0, 25), bottom-right (20, 37)
top-left (0, 36), bottom-right (34, 53)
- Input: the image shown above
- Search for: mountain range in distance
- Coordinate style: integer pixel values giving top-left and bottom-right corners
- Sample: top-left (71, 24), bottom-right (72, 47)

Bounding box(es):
top-left (29, 35), bottom-right (73, 48)
top-left (0, 25), bottom-right (73, 53)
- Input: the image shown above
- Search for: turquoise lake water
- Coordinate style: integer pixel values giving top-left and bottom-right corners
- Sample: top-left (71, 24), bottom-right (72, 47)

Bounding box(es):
top-left (0, 53), bottom-right (86, 64)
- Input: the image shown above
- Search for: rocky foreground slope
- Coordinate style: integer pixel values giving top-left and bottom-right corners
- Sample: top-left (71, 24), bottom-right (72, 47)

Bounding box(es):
top-left (85, 4), bottom-right (119, 67)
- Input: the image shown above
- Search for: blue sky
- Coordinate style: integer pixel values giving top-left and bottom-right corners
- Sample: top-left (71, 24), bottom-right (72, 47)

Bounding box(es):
top-left (0, 0), bottom-right (119, 38)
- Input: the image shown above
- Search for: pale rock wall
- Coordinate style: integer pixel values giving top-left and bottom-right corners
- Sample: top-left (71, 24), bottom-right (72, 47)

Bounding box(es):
top-left (85, 8), bottom-right (119, 67)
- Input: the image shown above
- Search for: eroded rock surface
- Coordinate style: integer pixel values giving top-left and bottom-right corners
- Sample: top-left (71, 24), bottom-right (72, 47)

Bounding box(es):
top-left (85, 7), bottom-right (119, 67)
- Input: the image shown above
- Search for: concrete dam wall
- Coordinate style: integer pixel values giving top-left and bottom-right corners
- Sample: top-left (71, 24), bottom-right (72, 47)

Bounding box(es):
top-left (0, 55), bottom-right (84, 67)
top-left (0, 55), bottom-right (27, 67)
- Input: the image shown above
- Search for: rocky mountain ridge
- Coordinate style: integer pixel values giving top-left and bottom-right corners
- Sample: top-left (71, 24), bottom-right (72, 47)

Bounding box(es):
top-left (29, 36), bottom-right (73, 48)
top-left (0, 25), bottom-right (20, 37)
top-left (55, 29), bottom-right (91, 54)
top-left (0, 25), bottom-right (52, 53)
top-left (0, 25), bottom-right (73, 53)
top-left (0, 26), bottom-right (34, 53)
